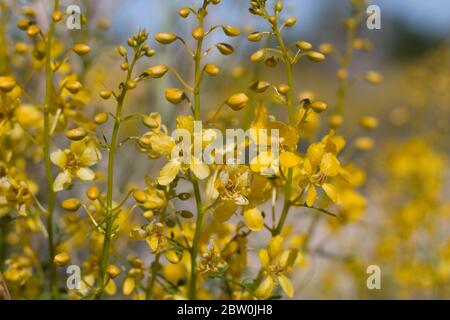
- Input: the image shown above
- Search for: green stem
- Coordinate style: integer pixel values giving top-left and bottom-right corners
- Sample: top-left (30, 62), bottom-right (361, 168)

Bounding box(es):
top-left (43, 0), bottom-right (60, 300)
top-left (0, 0), bottom-right (9, 74)
top-left (273, 23), bottom-right (295, 124)
top-left (273, 168), bottom-right (292, 236)
top-left (95, 52), bottom-right (139, 300)
top-left (188, 179), bottom-right (204, 299)
top-left (192, 3), bottom-right (207, 121)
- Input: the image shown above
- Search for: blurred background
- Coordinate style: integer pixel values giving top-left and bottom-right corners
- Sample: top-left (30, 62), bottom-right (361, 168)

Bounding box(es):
top-left (2, 0), bottom-right (449, 299)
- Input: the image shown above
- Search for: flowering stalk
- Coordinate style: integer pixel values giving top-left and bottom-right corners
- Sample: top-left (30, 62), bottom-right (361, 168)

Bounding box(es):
top-left (43, 0), bottom-right (60, 299)
top-left (95, 35), bottom-right (147, 299)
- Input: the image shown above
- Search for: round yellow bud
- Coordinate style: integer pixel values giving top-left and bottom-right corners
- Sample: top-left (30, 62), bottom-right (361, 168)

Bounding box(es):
top-left (15, 42), bottom-right (28, 54)
top-left (360, 116), bottom-right (379, 129)
top-left (355, 137), bottom-right (375, 151)
top-left (117, 45), bottom-right (127, 57)
top-left (250, 80), bottom-right (270, 93)
top-left (126, 80), bottom-right (137, 90)
top-left (296, 41), bottom-right (312, 50)
top-left (310, 101), bottom-right (327, 113)
top-left (17, 19), bottom-right (30, 31)
top-left (99, 90), bottom-right (112, 100)
top-left (145, 65), bottom-right (168, 78)
top-left (179, 7), bottom-right (190, 18)
top-left (166, 251), bottom-right (182, 264)
top-left (248, 32), bottom-right (263, 42)
top-left (26, 25), bottom-right (40, 37)
top-left (72, 43), bottom-right (91, 56)
top-left (65, 127), bottom-right (88, 141)
top-left (365, 71), bottom-right (383, 84)
top-left (192, 27), bottom-right (204, 40)
top-left (86, 185), bottom-right (100, 200)
top-left (250, 49), bottom-right (266, 62)
top-left (329, 114), bottom-right (343, 129)
top-left (223, 25), bottom-right (241, 37)
top-left (226, 93), bottom-right (250, 111)
top-left (155, 32), bottom-right (177, 44)
top-left (285, 17), bottom-right (297, 27)
top-left (277, 84), bottom-right (290, 95)
top-left (318, 43), bottom-right (334, 54)
top-left (337, 68), bottom-right (348, 80)
top-left (61, 198), bottom-right (81, 212)
top-left (54, 252), bottom-right (70, 267)
top-left (143, 210), bottom-right (154, 219)
top-left (216, 43), bottom-right (234, 55)
top-left (106, 264), bottom-right (121, 279)
top-left (133, 190), bottom-right (148, 203)
top-left (165, 88), bottom-right (185, 104)
top-left (204, 64), bottom-right (220, 76)
top-left (65, 80), bottom-right (82, 94)
top-left (306, 51), bottom-right (326, 63)
top-left (52, 11), bottom-right (64, 23)
top-left (94, 112), bottom-right (109, 125)
top-left (120, 62), bottom-right (129, 71)
top-left (0, 76), bottom-right (17, 93)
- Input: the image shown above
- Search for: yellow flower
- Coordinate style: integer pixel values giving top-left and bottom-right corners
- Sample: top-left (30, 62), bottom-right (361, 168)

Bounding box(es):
top-left (256, 236), bottom-right (298, 299)
top-left (243, 207), bottom-right (264, 231)
top-left (51, 140), bottom-right (102, 192)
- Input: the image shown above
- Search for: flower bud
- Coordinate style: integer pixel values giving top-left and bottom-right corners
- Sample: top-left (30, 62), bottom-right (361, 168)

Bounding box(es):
top-left (310, 101), bottom-right (327, 113)
top-left (306, 51), bottom-right (326, 62)
top-left (155, 32), bottom-right (177, 44)
top-left (72, 43), bottom-right (91, 56)
top-left (248, 32), bottom-right (263, 42)
top-left (117, 45), bottom-right (127, 57)
top-left (120, 62), bottom-right (129, 71)
top-left (61, 198), bottom-right (81, 212)
top-left (52, 11), bottom-right (64, 23)
top-left (179, 210), bottom-right (194, 219)
top-left (318, 43), bottom-right (334, 54)
top-left (277, 84), bottom-right (290, 95)
top-left (99, 90), bottom-right (112, 100)
top-left (65, 80), bottom-right (82, 94)
top-left (204, 64), bottom-right (220, 76)
top-left (250, 49), bottom-right (266, 62)
top-left (17, 19), bottom-right (30, 31)
top-left (226, 93), bottom-right (249, 111)
top-left (0, 76), bottom-right (17, 93)
top-left (133, 190), bottom-right (148, 203)
top-left (355, 137), bottom-right (374, 151)
top-left (15, 42), bottom-right (28, 54)
top-left (296, 41), bottom-right (312, 51)
top-left (222, 25), bottom-right (241, 37)
top-left (106, 265), bottom-right (121, 279)
top-left (26, 25), bottom-right (40, 37)
top-left (216, 43), bottom-right (234, 55)
top-left (86, 185), bottom-right (100, 200)
top-left (143, 210), bottom-right (154, 219)
top-left (192, 27), bottom-right (204, 40)
top-left (179, 7), bottom-right (190, 18)
top-left (94, 112), bottom-right (109, 125)
top-left (144, 65), bottom-right (168, 78)
top-left (329, 114), bottom-right (343, 129)
top-left (65, 127), bottom-right (88, 141)
top-left (285, 17), bottom-right (297, 27)
top-left (54, 252), bottom-right (70, 267)
top-left (165, 88), bottom-right (185, 104)
top-left (250, 80), bottom-right (270, 93)
top-left (365, 71), bottom-right (383, 84)
top-left (275, 2), bottom-right (283, 12)
top-left (126, 80), bottom-right (137, 90)
top-left (360, 116), bottom-right (379, 129)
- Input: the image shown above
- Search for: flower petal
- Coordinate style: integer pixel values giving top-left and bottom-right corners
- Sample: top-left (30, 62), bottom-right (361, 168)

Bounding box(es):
top-left (306, 185), bottom-right (317, 207)
top-left (280, 151), bottom-right (302, 169)
top-left (53, 171), bottom-right (72, 192)
top-left (255, 276), bottom-right (274, 300)
top-left (190, 158), bottom-right (210, 180)
top-left (77, 167), bottom-right (95, 181)
top-left (322, 183), bottom-right (339, 203)
top-left (50, 150), bottom-right (67, 169)
top-left (157, 160), bottom-right (181, 186)
top-left (80, 146), bottom-right (101, 166)
top-left (277, 274), bottom-right (294, 298)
